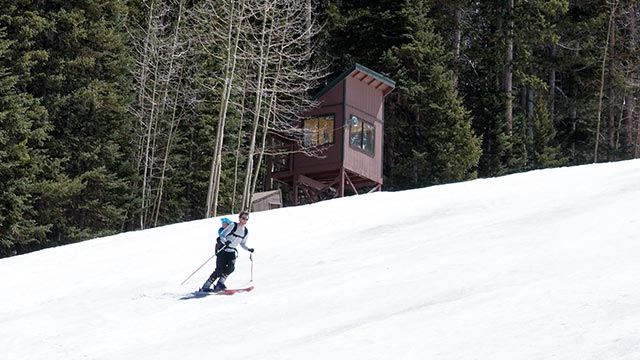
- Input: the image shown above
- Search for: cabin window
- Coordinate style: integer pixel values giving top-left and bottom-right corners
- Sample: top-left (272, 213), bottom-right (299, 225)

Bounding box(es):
top-left (303, 115), bottom-right (334, 146)
top-left (349, 115), bottom-right (375, 154)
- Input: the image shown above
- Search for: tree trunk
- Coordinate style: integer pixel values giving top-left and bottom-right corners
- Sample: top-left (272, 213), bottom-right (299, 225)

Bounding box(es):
top-left (607, 18), bottom-right (617, 154)
top-left (595, 1), bottom-right (619, 163)
top-left (453, 3), bottom-right (462, 60)
top-left (232, 70), bottom-right (249, 214)
top-left (136, 0), bottom-right (157, 229)
top-left (154, 0), bottom-right (186, 226)
top-left (505, 0), bottom-right (514, 136)
top-left (205, 0), bottom-right (245, 218)
top-left (154, 69), bottom-right (184, 226)
top-left (627, 2), bottom-right (638, 153)
top-left (242, 4), bottom-right (273, 211)
top-left (549, 43), bottom-right (557, 122)
top-left (251, 61), bottom-right (281, 200)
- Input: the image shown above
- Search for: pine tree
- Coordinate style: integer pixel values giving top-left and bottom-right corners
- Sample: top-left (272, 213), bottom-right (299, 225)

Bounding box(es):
top-left (316, 0), bottom-right (406, 78)
top-left (40, 0), bottom-right (136, 241)
top-left (382, 0), bottom-right (481, 189)
top-left (530, 100), bottom-right (566, 169)
top-left (1, 1), bottom-right (137, 250)
top-left (547, 1), bottom-right (607, 164)
top-left (0, 26), bottom-right (52, 257)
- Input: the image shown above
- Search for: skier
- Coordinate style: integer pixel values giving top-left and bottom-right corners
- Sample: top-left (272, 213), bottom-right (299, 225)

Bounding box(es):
top-left (200, 211), bottom-right (254, 292)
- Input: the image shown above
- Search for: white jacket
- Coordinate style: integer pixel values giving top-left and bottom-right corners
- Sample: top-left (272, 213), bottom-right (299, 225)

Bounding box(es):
top-left (219, 223), bottom-right (250, 253)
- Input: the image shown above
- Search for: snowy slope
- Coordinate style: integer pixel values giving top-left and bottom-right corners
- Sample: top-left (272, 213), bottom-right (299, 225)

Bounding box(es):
top-left (2, 160), bottom-right (640, 360)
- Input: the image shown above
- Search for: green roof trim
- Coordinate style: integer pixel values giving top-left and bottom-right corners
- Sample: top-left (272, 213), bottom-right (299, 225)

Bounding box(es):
top-left (353, 63), bottom-right (396, 88)
top-left (313, 63), bottom-right (396, 100)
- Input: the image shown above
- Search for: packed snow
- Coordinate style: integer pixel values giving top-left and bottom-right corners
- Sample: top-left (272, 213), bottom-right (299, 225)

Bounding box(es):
top-left (2, 160), bottom-right (640, 360)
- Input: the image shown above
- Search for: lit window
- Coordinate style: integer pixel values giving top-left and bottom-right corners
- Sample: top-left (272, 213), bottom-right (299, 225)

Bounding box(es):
top-left (349, 115), bottom-right (375, 154)
top-left (303, 115), bottom-right (335, 146)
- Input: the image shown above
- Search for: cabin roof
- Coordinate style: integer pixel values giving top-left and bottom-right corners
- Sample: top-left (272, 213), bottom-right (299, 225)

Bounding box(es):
top-left (314, 63), bottom-right (396, 100)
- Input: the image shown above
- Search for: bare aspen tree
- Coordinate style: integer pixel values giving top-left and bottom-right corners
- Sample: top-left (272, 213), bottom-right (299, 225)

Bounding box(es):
top-left (238, 0), bottom-right (324, 211)
top-left (131, 0), bottom-right (168, 228)
top-left (624, 2), bottom-right (640, 157)
top-left (210, 0), bottom-right (247, 218)
top-left (231, 75), bottom-right (249, 213)
top-left (241, 0), bottom-right (274, 211)
top-left (607, 10), bottom-right (617, 153)
top-left (624, 3), bottom-right (636, 150)
top-left (505, 0), bottom-right (514, 136)
top-left (191, 0), bottom-right (248, 217)
top-left (610, 1), bottom-right (640, 158)
top-left (130, 0), bottom-right (192, 228)
top-left (249, 3), bottom-right (323, 202)
top-left (154, 0), bottom-right (188, 227)
top-left (595, 0), bottom-right (619, 163)
top-left (191, 0), bottom-right (323, 214)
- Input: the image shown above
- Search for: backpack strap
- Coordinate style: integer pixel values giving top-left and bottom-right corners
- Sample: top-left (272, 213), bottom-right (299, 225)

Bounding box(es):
top-left (229, 222), bottom-right (247, 239)
top-left (215, 236), bottom-right (222, 253)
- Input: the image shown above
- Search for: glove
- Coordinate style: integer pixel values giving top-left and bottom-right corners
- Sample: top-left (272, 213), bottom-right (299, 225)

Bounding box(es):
top-left (248, 248), bottom-right (254, 253)
top-left (225, 241), bottom-right (233, 247)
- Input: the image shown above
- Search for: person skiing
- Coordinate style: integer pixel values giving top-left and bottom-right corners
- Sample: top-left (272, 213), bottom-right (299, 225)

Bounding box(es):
top-left (200, 211), bottom-right (254, 292)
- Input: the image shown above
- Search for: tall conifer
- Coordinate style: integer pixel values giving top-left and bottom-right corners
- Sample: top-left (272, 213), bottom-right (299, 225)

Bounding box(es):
top-left (1, 1), bottom-right (136, 250)
top-left (0, 27), bottom-right (52, 256)
top-left (382, 0), bottom-right (481, 189)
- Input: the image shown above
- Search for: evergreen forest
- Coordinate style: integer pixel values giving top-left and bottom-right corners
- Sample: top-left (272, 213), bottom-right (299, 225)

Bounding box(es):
top-left (1, 0), bottom-right (638, 257)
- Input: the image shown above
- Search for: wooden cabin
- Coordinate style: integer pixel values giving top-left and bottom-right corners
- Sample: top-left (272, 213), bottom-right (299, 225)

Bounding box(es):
top-left (269, 64), bottom-right (395, 205)
top-left (250, 189), bottom-right (283, 212)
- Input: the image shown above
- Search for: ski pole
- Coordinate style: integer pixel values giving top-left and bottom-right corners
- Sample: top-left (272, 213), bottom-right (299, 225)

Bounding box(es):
top-left (179, 246), bottom-right (226, 285)
top-left (250, 253), bottom-right (254, 282)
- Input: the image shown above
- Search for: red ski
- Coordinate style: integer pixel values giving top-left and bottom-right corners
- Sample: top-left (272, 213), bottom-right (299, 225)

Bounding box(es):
top-left (182, 286), bottom-right (255, 300)
top-left (214, 285), bottom-right (255, 295)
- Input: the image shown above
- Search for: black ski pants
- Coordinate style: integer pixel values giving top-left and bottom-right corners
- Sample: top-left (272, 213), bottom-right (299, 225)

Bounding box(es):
top-left (208, 250), bottom-right (236, 281)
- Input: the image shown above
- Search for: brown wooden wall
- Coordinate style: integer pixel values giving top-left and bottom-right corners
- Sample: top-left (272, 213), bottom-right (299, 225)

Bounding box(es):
top-left (345, 74), bottom-right (385, 120)
top-left (342, 76), bottom-right (385, 183)
top-left (292, 81), bottom-right (345, 173)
